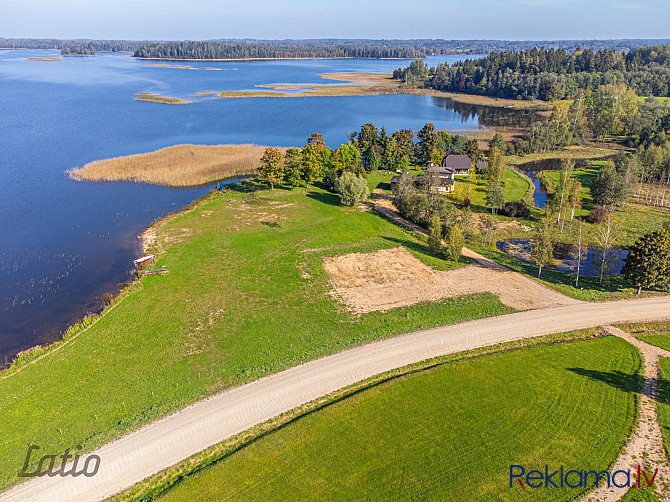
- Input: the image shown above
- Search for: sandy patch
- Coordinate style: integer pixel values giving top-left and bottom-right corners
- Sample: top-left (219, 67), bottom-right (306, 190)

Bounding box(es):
top-left (323, 247), bottom-right (578, 313)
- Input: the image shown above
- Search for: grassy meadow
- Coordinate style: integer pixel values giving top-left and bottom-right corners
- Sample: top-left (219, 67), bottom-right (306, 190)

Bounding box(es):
top-left (68, 144), bottom-right (271, 187)
top-left (0, 184), bottom-right (512, 490)
top-left (619, 321), bottom-right (670, 352)
top-left (158, 335), bottom-right (640, 502)
top-left (539, 161), bottom-right (670, 247)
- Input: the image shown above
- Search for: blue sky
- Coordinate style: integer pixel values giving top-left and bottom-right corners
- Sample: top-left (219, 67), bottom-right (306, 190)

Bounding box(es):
top-left (2, 0), bottom-right (669, 40)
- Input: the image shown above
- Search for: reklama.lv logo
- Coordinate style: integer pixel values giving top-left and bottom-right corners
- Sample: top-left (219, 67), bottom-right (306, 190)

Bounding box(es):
top-left (510, 464), bottom-right (658, 489)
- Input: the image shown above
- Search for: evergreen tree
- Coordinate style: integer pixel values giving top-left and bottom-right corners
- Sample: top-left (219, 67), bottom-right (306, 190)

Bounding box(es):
top-left (489, 133), bottom-right (506, 154)
top-left (591, 162), bottom-right (627, 209)
top-left (415, 123), bottom-right (438, 165)
top-left (622, 228), bottom-right (670, 294)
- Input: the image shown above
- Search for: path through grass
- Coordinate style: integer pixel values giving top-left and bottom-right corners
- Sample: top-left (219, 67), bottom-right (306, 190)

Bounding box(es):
top-left (159, 335), bottom-right (640, 502)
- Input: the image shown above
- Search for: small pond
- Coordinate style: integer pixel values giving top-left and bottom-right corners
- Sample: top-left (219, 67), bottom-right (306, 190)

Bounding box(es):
top-left (496, 239), bottom-right (628, 276)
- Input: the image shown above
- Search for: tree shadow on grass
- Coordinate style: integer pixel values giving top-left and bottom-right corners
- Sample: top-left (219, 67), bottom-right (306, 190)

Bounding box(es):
top-left (306, 190), bottom-right (341, 207)
top-left (567, 367), bottom-right (670, 406)
top-left (228, 178), bottom-right (268, 193)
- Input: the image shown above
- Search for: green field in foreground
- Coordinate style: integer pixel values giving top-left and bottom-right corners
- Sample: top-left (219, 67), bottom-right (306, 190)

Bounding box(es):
top-left (159, 336), bottom-right (640, 502)
top-left (619, 321), bottom-right (670, 352)
top-left (0, 185), bottom-right (513, 490)
top-left (657, 357), bottom-right (670, 465)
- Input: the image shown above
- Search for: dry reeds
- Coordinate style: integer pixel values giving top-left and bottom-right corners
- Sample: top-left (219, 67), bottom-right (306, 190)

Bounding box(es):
top-left (69, 144), bottom-right (274, 187)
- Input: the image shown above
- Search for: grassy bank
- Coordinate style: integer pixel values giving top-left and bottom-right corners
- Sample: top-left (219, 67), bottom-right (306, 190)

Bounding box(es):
top-left (505, 144), bottom-right (619, 166)
top-left (0, 185), bottom-right (513, 491)
top-left (68, 144), bottom-right (270, 187)
top-left (157, 335), bottom-right (640, 502)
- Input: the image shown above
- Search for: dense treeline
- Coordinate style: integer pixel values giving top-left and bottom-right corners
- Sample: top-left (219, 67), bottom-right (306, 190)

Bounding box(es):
top-left (0, 39), bottom-right (145, 52)
top-left (60, 46), bottom-right (95, 56)
top-left (134, 41), bottom-right (425, 59)
top-left (254, 123), bottom-right (483, 191)
top-left (5, 38), bottom-right (670, 55)
top-left (395, 46), bottom-right (670, 99)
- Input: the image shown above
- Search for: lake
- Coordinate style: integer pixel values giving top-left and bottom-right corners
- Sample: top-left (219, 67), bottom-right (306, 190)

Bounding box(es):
top-left (0, 50), bottom-right (526, 363)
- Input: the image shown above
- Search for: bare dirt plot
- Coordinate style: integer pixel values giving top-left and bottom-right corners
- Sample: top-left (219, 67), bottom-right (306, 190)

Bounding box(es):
top-left (323, 247), bottom-right (579, 313)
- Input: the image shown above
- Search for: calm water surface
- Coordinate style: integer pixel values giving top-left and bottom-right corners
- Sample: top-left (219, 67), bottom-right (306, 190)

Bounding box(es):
top-left (0, 50), bottom-right (521, 362)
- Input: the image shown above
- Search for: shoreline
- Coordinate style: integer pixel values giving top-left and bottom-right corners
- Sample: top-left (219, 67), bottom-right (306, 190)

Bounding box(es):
top-left (1, 173), bottom-right (245, 372)
top-left (134, 56), bottom-right (420, 62)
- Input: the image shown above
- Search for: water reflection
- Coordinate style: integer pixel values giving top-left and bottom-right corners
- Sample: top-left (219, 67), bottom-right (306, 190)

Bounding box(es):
top-left (497, 239), bottom-right (628, 276)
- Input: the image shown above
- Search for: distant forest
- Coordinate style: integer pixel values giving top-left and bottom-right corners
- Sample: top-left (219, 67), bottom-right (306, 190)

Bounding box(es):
top-left (133, 41), bottom-right (425, 59)
top-left (3, 37), bottom-right (670, 58)
top-left (394, 46), bottom-right (670, 99)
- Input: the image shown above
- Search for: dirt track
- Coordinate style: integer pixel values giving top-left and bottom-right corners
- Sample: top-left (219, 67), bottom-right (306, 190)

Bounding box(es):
top-left (582, 326), bottom-right (670, 501)
top-left (3, 297), bottom-right (670, 502)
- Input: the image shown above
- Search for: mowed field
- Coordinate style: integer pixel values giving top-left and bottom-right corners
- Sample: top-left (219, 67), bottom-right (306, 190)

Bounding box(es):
top-left (159, 335), bottom-right (640, 502)
top-left (0, 185), bottom-right (512, 490)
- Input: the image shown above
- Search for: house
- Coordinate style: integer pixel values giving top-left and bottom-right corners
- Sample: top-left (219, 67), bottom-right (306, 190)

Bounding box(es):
top-left (442, 154), bottom-right (472, 176)
top-left (390, 170), bottom-right (455, 193)
top-left (475, 160), bottom-right (488, 170)
top-left (420, 166), bottom-right (456, 193)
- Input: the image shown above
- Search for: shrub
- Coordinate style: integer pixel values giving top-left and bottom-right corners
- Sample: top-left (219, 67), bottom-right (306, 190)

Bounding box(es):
top-left (334, 171), bottom-right (369, 206)
top-left (586, 207), bottom-right (609, 224)
top-left (323, 168), bottom-right (339, 192)
top-left (500, 201), bottom-right (530, 218)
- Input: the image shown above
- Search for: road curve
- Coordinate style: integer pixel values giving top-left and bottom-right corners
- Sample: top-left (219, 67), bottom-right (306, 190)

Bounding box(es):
top-left (3, 297), bottom-right (670, 502)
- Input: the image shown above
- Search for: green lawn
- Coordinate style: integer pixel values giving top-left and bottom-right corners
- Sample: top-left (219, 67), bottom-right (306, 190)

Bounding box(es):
top-left (158, 336), bottom-right (640, 502)
top-left (657, 357), bottom-right (670, 463)
top-left (454, 167), bottom-right (530, 208)
top-left (0, 185), bottom-right (513, 490)
top-left (620, 486), bottom-right (660, 502)
top-left (618, 321), bottom-right (670, 352)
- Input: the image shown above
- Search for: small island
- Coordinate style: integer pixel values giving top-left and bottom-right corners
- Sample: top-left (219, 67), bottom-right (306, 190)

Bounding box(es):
top-left (134, 92), bottom-right (192, 105)
top-left (60, 46), bottom-right (95, 56)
